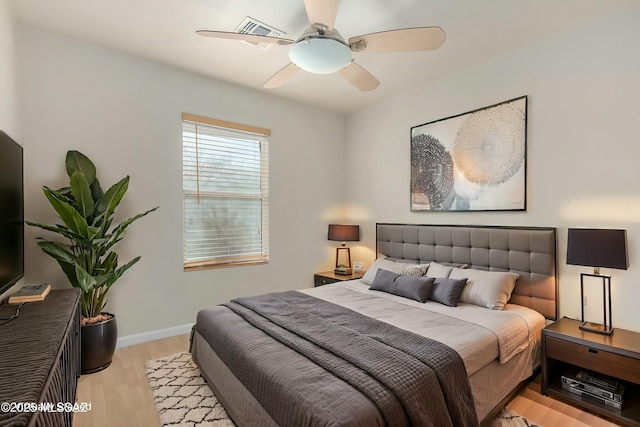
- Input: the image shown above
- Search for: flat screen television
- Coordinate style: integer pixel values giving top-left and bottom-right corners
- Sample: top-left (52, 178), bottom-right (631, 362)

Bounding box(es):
top-left (0, 130), bottom-right (24, 296)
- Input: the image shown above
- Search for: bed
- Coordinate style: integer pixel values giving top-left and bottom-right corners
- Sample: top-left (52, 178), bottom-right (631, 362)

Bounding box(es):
top-left (191, 223), bottom-right (558, 426)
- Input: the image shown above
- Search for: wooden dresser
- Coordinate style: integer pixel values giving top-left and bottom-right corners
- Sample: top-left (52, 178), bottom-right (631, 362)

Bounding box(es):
top-left (0, 289), bottom-right (81, 427)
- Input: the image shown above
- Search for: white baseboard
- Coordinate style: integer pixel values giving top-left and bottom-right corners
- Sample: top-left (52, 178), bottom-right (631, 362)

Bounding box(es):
top-left (116, 323), bottom-right (193, 348)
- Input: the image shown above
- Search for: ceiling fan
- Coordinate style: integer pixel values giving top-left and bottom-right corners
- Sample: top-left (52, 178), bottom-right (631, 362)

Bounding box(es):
top-left (196, 0), bottom-right (445, 92)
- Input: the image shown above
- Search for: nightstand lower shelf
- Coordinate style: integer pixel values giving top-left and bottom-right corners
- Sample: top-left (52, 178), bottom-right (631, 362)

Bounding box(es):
top-left (545, 365), bottom-right (640, 425)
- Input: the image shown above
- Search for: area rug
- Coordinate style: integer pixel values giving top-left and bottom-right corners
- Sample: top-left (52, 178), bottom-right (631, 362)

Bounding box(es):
top-left (146, 351), bottom-right (539, 427)
top-left (491, 408), bottom-right (541, 427)
top-left (145, 351), bottom-right (235, 426)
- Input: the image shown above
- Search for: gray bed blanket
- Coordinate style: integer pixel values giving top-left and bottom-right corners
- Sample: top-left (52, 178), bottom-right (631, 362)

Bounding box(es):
top-left (201, 291), bottom-right (477, 427)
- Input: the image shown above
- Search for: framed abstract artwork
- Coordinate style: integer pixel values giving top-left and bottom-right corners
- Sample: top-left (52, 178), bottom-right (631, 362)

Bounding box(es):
top-left (410, 96), bottom-right (527, 211)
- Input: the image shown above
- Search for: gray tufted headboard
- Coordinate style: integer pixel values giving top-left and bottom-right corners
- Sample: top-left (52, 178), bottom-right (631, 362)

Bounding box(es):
top-left (376, 223), bottom-right (558, 320)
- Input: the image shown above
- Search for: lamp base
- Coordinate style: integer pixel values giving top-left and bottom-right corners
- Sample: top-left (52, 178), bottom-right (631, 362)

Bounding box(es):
top-left (335, 247), bottom-right (352, 271)
top-left (334, 267), bottom-right (353, 275)
top-left (579, 321), bottom-right (614, 336)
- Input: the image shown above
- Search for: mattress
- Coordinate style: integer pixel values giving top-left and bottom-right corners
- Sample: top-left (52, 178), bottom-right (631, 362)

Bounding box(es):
top-left (192, 279), bottom-right (544, 425)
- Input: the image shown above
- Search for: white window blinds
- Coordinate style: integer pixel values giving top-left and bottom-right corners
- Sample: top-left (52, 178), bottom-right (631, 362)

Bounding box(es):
top-left (182, 113), bottom-right (270, 270)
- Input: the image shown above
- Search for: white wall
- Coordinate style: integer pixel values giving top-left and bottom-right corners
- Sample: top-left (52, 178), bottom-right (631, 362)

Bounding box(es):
top-left (0, 1), bottom-right (25, 301)
top-left (0, 2), bottom-right (17, 135)
top-left (16, 27), bottom-right (346, 338)
top-left (344, 8), bottom-right (640, 331)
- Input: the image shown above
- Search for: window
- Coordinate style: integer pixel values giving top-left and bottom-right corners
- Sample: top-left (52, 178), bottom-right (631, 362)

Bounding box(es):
top-left (182, 113), bottom-right (269, 270)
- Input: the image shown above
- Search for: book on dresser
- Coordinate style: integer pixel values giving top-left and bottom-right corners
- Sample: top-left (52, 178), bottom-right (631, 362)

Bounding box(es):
top-left (561, 369), bottom-right (625, 409)
top-left (8, 283), bottom-right (51, 304)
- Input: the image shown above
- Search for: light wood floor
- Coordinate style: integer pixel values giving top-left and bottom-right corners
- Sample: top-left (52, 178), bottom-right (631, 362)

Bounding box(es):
top-left (72, 334), bottom-right (621, 427)
top-left (73, 334), bottom-right (190, 427)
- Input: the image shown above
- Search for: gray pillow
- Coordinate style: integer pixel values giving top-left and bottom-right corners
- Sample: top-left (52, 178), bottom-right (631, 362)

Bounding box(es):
top-left (394, 274), bottom-right (435, 303)
top-left (369, 268), bottom-right (400, 291)
top-left (370, 269), bottom-right (435, 303)
top-left (428, 277), bottom-right (468, 307)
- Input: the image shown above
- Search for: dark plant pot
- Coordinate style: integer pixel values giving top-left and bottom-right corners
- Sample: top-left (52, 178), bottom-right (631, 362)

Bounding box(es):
top-left (81, 313), bottom-right (117, 374)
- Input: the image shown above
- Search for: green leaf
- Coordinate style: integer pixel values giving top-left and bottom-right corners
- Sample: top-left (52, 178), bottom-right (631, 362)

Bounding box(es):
top-left (56, 187), bottom-right (72, 197)
top-left (96, 176), bottom-right (130, 230)
top-left (66, 150), bottom-right (96, 185)
top-left (37, 241), bottom-right (76, 264)
top-left (90, 273), bottom-right (111, 289)
top-left (36, 241), bottom-right (80, 289)
top-left (74, 264), bottom-right (98, 293)
top-left (26, 221), bottom-right (85, 242)
top-left (104, 207), bottom-right (159, 252)
top-left (57, 259), bottom-right (80, 290)
top-left (90, 177), bottom-right (104, 208)
top-left (101, 252), bottom-right (118, 271)
top-left (42, 187), bottom-right (89, 237)
top-left (86, 225), bottom-right (100, 240)
top-left (70, 171), bottom-right (95, 219)
top-left (105, 256), bottom-right (141, 289)
top-left (45, 186), bottom-right (74, 204)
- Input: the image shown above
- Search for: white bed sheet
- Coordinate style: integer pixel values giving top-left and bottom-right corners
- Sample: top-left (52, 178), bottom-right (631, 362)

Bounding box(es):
top-left (301, 279), bottom-right (545, 376)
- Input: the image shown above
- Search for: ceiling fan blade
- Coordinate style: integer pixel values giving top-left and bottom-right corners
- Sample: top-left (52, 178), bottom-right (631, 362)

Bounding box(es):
top-left (263, 63), bottom-right (300, 89)
top-left (349, 27), bottom-right (445, 53)
top-left (338, 62), bottom-right (380, 92)
top-left (196, 30), bottom-right (293, 45)
top-left (304, 0), bottom-right (338, 33)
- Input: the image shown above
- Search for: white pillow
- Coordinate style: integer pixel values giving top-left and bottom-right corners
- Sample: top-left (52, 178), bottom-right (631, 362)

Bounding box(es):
top-left (425, 262), bottom-right (454, 278)
top-left (361, 257), bottom-right (429, 285)
top-left (362, 258), bottom-right (397, 285)
top-left (449, 267), bottom-right (519, 310)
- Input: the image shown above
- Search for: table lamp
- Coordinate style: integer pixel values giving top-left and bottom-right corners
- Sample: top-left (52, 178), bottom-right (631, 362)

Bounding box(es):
top-left (566, 228), bottom-right (628, 335)
top-left (327, 224), bottom-right (360, 275)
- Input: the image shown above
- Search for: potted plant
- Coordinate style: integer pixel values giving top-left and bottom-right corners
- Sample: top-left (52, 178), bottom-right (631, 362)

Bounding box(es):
top-left (27, 150), bottom-right (157, 374)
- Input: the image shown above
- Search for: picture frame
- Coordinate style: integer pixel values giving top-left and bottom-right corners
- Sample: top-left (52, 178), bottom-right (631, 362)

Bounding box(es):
top-left (353, 262), bottom-right (364, 273)
top-left (410, 96), bottom-right (527, 211)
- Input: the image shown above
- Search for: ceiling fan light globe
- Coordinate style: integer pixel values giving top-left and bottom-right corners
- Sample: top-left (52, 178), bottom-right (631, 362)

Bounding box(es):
top-left (289, 37), bottom-right (352, 74)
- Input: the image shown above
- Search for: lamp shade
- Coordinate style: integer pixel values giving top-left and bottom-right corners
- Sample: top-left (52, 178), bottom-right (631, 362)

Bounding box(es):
top-left (567, 228), bottom-right (628, 270)
top-left (328, 224), bottom-right (360, 242)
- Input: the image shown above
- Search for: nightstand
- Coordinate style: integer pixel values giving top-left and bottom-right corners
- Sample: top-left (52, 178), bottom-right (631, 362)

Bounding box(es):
top-left (313, 270), bottom-right (364, 287)
top-left (542, 317), bottom-right (640, 426)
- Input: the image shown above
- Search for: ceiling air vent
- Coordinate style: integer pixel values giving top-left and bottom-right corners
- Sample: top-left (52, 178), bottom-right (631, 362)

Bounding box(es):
top-left (234, 16), bottom-right (286, 50)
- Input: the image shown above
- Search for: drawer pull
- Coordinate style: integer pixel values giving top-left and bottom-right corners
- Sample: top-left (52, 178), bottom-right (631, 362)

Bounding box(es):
top-left (588, 348), bottom-right (598, 354)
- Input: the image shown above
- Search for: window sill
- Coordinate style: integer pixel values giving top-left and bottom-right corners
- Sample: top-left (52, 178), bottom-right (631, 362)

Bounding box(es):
top-left (184, 260), bottom-right (268, 272)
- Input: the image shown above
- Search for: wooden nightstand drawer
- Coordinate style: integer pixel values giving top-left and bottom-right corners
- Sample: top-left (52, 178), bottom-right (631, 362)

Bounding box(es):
top-left (314, 275), bottom-right (339, 286)
top-left (546, 335), bottom-right (640, 385)
top-left (313, 271), bottom-right (364, 287)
